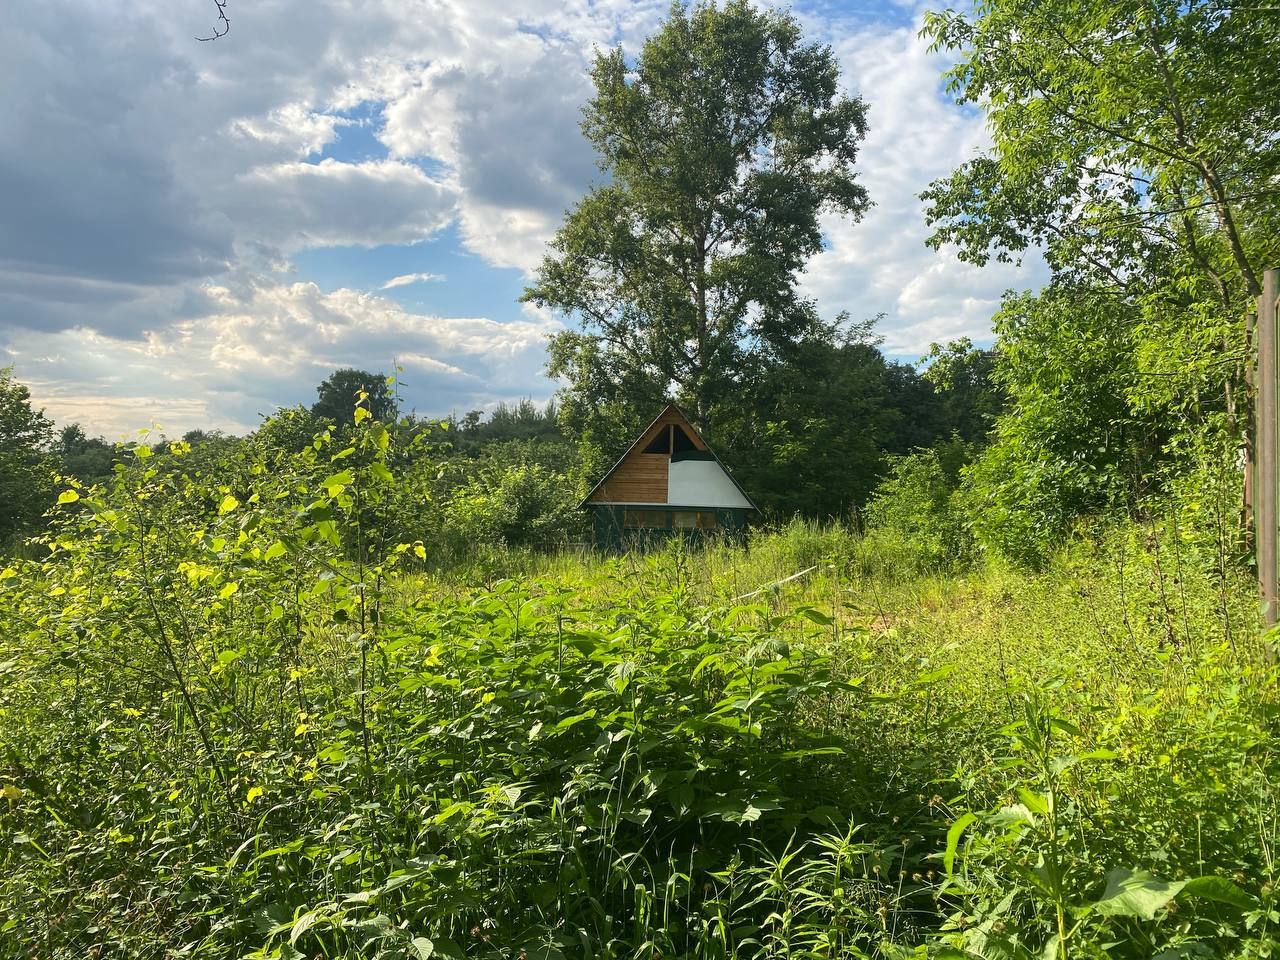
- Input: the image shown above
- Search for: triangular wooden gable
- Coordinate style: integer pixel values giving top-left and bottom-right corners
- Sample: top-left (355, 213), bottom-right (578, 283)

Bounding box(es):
top-left (583, 404), bottom-right (756, 509)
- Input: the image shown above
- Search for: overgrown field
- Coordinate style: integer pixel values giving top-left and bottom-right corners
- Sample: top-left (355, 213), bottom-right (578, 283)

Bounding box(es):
top-left (1, 427), bottom-right (1277, 959)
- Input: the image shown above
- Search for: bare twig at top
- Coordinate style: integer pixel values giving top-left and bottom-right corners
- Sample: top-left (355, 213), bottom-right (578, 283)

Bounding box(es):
top-left (197, 0), bottom-right (230, 41)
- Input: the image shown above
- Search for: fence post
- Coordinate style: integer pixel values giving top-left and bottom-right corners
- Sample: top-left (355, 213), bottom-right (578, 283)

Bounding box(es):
top-left (1258, 268), bottom-right (1280, 628)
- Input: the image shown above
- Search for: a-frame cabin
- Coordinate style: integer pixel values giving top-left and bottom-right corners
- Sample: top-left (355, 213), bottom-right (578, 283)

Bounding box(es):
top-left (582, 404), bottom-right (757, 549)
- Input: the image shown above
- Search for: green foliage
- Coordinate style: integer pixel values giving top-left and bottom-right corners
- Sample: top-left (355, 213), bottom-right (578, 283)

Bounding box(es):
top-left (0, 367), bottom-right (55, 549)
top-left (865, 444), bottom-right (973, 572)
top-left (0, 405), bottom-right (1274, 957)
top-left (954, 287), bottom-right (1235, 566)
top-left (526, 0), bottom-right (870, 428)
top-left (442, 462), bottom-right (584, 551)
top-left (715, 320), bottom-right (969, 520)
top-left (0, 418), bottom-right (901, 957)
top-left (57, 423), bottom-right (117, 484)
top-left (921, 0), bottom-right (1280, 300)
top-left (313, 368), bottom-right (399, 426)
top-left (253, 405), bottom-right (329, 456)
top-left (919, 339), bottom-right (1003, 445)
top-left (919, 0), bottom-right (1277, 561)
top-left (451, 399), bottom-right (566, 454)
top-left (931, 683), bottom-right (1277, 959)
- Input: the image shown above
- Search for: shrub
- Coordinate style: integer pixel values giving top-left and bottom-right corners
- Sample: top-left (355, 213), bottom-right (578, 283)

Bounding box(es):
top-left (864, 446), bottom-right (972, 571)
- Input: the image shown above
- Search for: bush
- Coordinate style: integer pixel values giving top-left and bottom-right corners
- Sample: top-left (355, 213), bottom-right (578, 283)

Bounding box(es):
top-left (443, 462), bottom-right (583, 552)
top-left (864, 446), bottom-right (972, 571)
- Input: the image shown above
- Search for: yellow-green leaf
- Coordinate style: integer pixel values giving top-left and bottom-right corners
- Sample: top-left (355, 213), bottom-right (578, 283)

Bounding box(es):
top-left (218, 495), bottom-right (240, 515)
top-left (322, 471), bottom-right (353, 496)
top-left (246, 786), bottom-right (263, 804)
top-left (57, 490), bottom-right (80, 504)
top-left (264, 540), bottom-right (287, 562)
top-left (219, 582), bottom-right (239, 600)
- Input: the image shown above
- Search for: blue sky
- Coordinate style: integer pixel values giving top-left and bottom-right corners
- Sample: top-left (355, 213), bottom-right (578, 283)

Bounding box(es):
top-left (0, 0), bottom-right (1043, 437)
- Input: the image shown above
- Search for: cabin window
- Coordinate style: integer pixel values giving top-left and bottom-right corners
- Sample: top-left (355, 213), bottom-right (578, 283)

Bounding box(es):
top-left (624, 509), bottom-right (669, 529)
top-left (672, 511), bottom-right (717, 530)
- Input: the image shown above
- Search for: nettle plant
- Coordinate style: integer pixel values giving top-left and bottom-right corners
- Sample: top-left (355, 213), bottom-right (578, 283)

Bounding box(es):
top-left (1, 393), bottom-right (907, 959)
top-left (929, 691), bottom-right (1274, 960)
top-left (0, 392), bottom-right (431, 953)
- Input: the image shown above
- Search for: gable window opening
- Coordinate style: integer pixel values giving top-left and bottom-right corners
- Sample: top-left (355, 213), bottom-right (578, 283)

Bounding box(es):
top-left (642, 428), bottom-right (671, 454)
top-left (641, 423), bottom-right (698, 455)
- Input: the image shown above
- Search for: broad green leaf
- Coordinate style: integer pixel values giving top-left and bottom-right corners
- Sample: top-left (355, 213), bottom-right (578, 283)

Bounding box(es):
top-left (555, 709), bottom-right (596, 730)
top-left (322, 471), bottom-right (353, 496)
top-left (218, 494), bottom-right (240, 515)
top-left (1016, 788), bottom-right (1049, 816)
top-left (945, 812), bottom-right (977, 877)
top-left (289, 906), bottom-right (324, 945)
top-left (264, 540), bottom-right (287, 562)
top-left (1178, 875), bottom-right (1257, 910)
top-left (797, 607), bottom-right (834, 625)
top-left (57, 490), bottom-right (79, 504)
top-left (1091, 867), bottom-right (1184, 920)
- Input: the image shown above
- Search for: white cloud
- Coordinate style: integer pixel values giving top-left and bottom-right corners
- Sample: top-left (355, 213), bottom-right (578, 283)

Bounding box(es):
top-left (380, 39), bottom-right (601, 271)
top-left (382, 272), bottom-right (446, 289)
top-left (227, 158), bottom-right (457, 251)
top-left (7, 279), bottom-right (560, 437)
top-left (799, 12), bottom-right (1047, 356)
top-left (1, 0), bottom-right (1047, 434)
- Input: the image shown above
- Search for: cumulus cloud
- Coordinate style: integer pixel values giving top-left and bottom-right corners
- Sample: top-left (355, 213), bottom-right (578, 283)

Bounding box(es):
top-left (380, 40), bottom-right (602, 270)
top-left (799, 11), bottom-right (1047, 355)
top-left (7, 279), bottom-right (561, 437)
top-left (1, 0), bottom-right (1046, 435)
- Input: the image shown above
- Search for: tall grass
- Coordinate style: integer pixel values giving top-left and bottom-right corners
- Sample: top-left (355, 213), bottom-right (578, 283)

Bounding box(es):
top-left (0, 429), bottom-right (1276, 958)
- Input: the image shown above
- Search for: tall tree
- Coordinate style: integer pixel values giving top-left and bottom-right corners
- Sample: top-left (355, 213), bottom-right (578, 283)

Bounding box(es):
top-left (312, 369), bottom-right (398, 426)
top-left (524, 0), bottom-right (870, 433)
top-left (921, 0), bottom-right (1280, 303)
top-left (921, 0), bottom-right (1280, 547)
top-left (921, 0), bottom-right (1280, 417)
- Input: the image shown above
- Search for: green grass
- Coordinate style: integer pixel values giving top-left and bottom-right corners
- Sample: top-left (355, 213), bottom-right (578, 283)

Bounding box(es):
top-left (0, 437), bottom-right (1276, 959)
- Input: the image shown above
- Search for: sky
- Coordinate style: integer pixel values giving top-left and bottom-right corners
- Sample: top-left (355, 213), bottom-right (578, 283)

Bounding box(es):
top-left (0, 0), bottom-right (1045, 439)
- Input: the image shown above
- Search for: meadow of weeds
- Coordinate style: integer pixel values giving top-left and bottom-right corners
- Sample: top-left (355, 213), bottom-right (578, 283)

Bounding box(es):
top-left (0, 416), bottom-right (1277, 959)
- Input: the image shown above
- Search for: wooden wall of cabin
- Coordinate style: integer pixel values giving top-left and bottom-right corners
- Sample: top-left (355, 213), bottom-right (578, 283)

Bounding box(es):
top-left (587, 408), bottom-right (708, 505)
